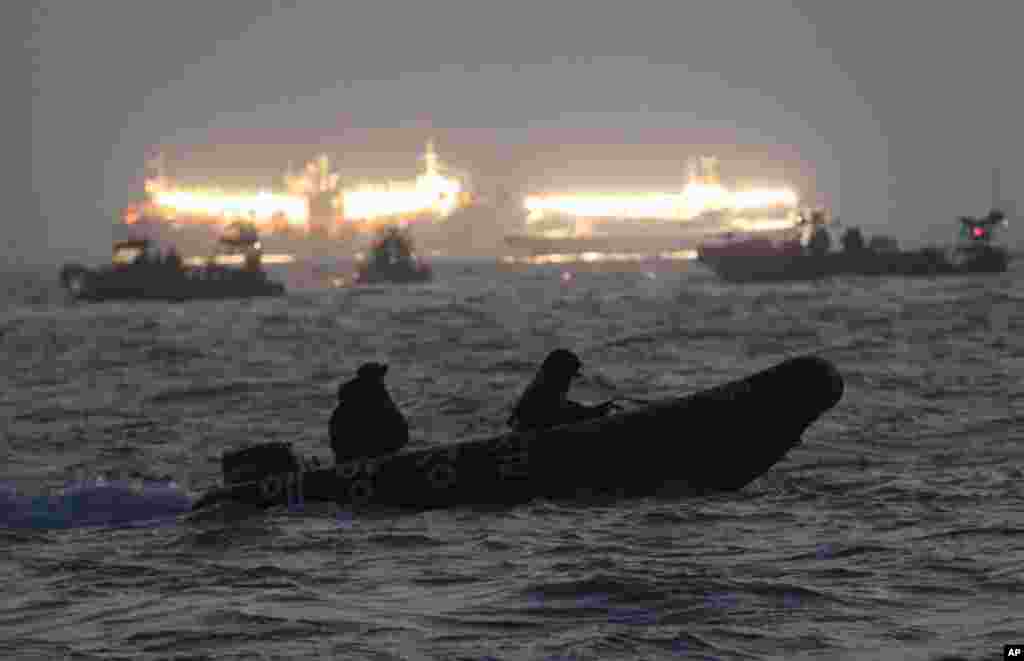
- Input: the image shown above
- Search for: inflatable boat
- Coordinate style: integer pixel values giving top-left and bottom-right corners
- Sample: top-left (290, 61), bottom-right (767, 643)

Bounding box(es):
top-left (192, 355), bottom-right (843, 513)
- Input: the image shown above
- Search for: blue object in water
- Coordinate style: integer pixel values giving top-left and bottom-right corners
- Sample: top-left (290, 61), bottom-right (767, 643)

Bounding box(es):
top-left (0, 481), bottom-right (192, 530)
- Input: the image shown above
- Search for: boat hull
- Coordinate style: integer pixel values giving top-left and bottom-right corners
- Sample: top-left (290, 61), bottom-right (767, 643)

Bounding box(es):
top-left (60, 264), bottom-right (285, 302)
top-left (698, 247), bottom-right (1010, 283)
top-left (192, 355), bottom-right (844, 512)
top-left (354, 265), bottom-right (433, 285)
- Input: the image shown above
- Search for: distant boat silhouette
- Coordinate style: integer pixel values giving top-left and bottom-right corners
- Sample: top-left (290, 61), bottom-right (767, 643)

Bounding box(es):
top-left (697, 202), bottom-right (1010, 283)
top-left (59, 222), bottom-right (286, 301)
top-left (354, 226), bottom-right (433, 285)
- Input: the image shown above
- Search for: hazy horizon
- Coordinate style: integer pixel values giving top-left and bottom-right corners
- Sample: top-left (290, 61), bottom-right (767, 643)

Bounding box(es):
top-left (17, 1), bottom-right (1024, 266)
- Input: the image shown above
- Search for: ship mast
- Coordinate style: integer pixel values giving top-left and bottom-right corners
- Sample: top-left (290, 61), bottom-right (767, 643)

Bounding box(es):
top-left (701, 156), bottom-right (720, 185)
top-left (991, 166), bottom-right (1002, 214)
top-left (423, 139), bottom-right (441, 177)
top-left (146, 151), bottom-right (166, 180)
top-left (685, 157), bottom-right (699, 188)
top-left (144, 151), bottom-right (169, 194)
top-left (684, 155), bottom-right (721, 187)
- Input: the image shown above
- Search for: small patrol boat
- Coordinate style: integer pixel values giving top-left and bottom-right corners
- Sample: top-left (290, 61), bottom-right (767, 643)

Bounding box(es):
top-left (59, 223), bottom-right (286, 302)
top-left (697, 209), bottom-right (1010, 283)
top-left (354, 226), bottom-right (433, 285)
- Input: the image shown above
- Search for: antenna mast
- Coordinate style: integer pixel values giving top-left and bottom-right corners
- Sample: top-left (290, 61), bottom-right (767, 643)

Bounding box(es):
top-left (991, 167), bottom-right (1002, 213)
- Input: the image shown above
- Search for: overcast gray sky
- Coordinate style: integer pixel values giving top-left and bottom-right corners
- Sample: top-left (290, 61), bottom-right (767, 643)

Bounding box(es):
top-left (18, 1), bottom-right (1024, 264)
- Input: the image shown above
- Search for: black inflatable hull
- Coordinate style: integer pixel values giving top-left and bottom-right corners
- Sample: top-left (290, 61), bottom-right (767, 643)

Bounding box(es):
top-left (60, 264), bottom-right (286, 302)
top-left (698, 248), bottom-right (1009, 283)
top-left (192, 355), bottom-right (843, 513)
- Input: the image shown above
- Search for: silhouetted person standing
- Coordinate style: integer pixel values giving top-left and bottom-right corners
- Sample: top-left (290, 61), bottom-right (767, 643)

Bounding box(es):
top-left (807, 226), bottom-right (832, 256)
top-left (840, 227), bottom-right (865, 254)
top-left (508, 349), bottom-right (618, 432)
top-left (164, 248), bottom-right (183, 270)
top-left (330, 363), bottom-right (410, 464)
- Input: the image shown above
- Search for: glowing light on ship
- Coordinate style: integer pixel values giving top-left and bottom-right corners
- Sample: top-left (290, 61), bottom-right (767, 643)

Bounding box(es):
top-left (523, 156), bottom-right (799, 229)
top-left (731, 188), bottom-right (799, 210)
top-left (125, 152), bottom-right (312, 230)
top-left (524, 194), bottom-right (684, 221)
top-left (284, 154), bottom-right (340, 197)
top-left (340, 140), bottom-right (464, 221)
top-left (729, 218), bottom-right (802, 232)
top-left (148, 187), bottom-right (309, 226)
top-left (125, 141), bottom-right (469, 233)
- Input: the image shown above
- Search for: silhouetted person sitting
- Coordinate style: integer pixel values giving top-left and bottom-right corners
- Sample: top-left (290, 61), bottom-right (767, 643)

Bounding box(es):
top-left (329, 362), bottom-right (410, 464)
top-left (508, 349), bottom-right (619, 433)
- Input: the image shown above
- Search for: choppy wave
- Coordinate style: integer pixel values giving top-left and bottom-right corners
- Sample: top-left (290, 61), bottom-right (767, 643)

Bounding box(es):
top-left (1, 261), bottom-right (1021, 660)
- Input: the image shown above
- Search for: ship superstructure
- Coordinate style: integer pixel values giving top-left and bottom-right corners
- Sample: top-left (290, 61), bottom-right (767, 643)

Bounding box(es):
top-left (118, 140), bottom-right (508, 274)
top-left (504, 156), bottom-right (802, 265)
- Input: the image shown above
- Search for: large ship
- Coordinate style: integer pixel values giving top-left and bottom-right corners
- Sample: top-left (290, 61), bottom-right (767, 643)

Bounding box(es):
top-left (502, 156), bottom-right (803, 267)
top-left (118, 141), bottom-right (517, 284)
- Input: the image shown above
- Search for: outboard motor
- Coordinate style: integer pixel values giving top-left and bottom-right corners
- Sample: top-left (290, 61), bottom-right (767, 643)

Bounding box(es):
top-left (221, 442), bottom-right (301, 486)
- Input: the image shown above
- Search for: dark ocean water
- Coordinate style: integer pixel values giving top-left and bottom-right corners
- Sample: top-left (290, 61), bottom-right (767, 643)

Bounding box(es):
top-left (1, 260), bottom-right (1021, 661)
